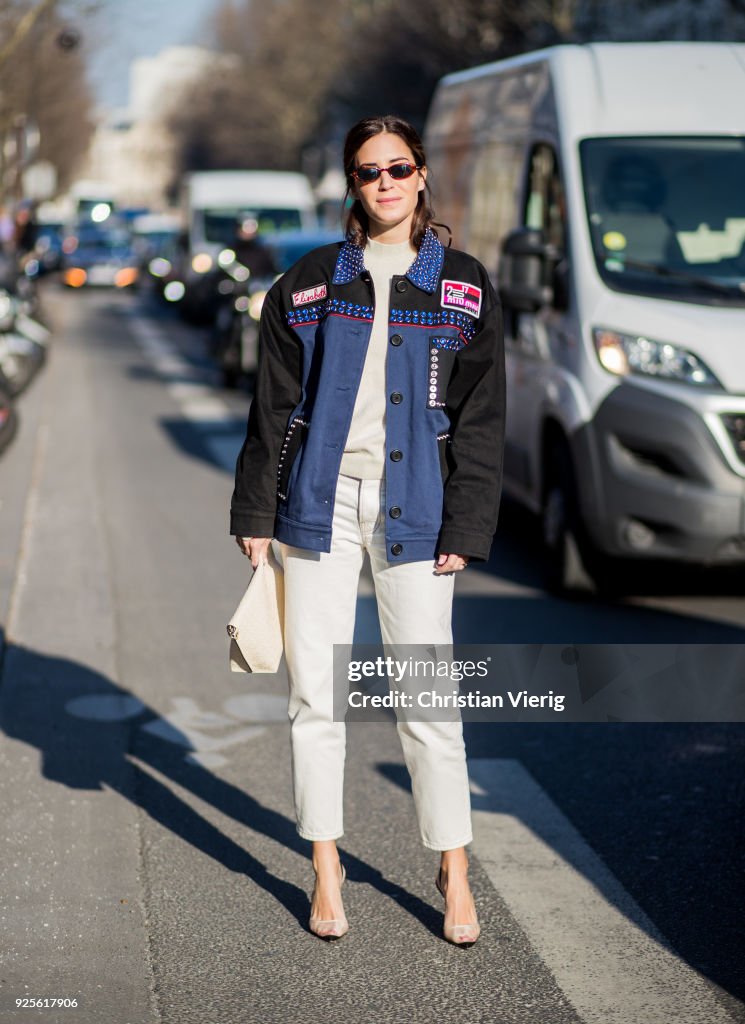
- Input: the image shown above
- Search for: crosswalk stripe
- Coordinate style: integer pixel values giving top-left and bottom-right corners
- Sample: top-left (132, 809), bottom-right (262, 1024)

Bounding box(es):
top-left (469, 758), bottom-right (737, 1024)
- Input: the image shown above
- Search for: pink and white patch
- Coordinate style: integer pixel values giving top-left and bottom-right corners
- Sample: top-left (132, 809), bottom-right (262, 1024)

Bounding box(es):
top-left (292, 283), bottom-right (327, 307)
top-left (440, 280), bottom-right (482, 318)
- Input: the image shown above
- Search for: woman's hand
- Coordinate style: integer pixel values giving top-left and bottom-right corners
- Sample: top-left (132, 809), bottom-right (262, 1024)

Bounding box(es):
top-left (434, 553), bottom-right (469, 574)
top-left (235, 536), bottom-right (272, 569)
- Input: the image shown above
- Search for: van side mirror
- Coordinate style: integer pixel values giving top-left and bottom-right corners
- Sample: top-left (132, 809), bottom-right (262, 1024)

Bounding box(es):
top-left (499, 228), bottom-right (562, 312)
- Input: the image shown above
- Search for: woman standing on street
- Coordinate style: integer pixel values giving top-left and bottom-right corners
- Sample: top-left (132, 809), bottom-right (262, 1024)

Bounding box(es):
top-left (231, 115), bottom-right (505, 945)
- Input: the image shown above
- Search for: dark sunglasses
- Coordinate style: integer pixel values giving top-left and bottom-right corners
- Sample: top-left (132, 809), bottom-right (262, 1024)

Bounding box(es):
top-left (352, 162), bottom-right (421, 185)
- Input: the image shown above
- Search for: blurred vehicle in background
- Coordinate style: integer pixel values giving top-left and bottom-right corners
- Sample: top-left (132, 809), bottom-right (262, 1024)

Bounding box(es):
top-left (130, 211), bottom-right (183, 271)
top-left (211, 227), bottom-right (342, 389)
top-left (34, 200), bottom-right (72, 275)
top-left (425, 42), bottom-right (745, 593)
top-left (209, 217), bottom-right (279, 388)
top-left (211, 268), bottom-right (273, 389)
top-left (61, 225), bottom-right (139, 289)
top-left (177, 170), bottom-right (318, 322)
top-left (33, 220), bottom-right (64, 274)
top-left (69, 180), bottom-right (118, 227)
top-left (118, 206), bottom-right (150, 227)
top-left (263, 228), bottom-right (343, 273)
top-left (145, 231), bottom-right (188, 304)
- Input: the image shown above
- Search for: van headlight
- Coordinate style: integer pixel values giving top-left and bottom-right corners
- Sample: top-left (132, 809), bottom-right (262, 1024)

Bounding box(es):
top-left (592, 328), bottom-right (722, 388)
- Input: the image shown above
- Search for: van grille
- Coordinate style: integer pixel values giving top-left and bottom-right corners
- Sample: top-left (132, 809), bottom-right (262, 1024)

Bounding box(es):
top-left (721, 414), bottom-right (745, 467)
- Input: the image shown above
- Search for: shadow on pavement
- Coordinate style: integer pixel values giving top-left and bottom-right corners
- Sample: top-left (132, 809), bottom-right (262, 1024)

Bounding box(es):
top-left (160, 416), bottom-right (248, 476)
top-left (2, 630), bottom-right (742, 991)
top-left (0, 636), bottom-right (448, 941)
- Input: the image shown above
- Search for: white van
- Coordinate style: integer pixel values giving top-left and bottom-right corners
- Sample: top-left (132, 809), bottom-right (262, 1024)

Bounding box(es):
top-left (424, 43), bottom-right (745, 590)
top-left (183, 170), bottom-right (317, 261)
top-left (179, 170), bottom-right (317, 316)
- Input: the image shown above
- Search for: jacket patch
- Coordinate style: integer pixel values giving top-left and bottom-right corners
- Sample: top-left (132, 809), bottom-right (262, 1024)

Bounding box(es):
top-left (441, 280), bottom-right (482, 319)
top-left (292, 283), bottom-right (327, 307)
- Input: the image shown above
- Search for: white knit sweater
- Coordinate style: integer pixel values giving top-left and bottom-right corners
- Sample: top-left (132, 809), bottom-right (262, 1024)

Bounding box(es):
top-left (339, 236), bottom-right (416, 479)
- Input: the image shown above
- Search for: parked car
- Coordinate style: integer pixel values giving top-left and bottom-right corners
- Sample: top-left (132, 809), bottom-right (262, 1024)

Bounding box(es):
top-left (425, 42), bottom-right (745, 591)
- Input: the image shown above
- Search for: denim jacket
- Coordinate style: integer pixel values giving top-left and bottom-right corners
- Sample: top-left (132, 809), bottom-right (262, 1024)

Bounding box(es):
top-left (230, 228), bottom-right (505, 563)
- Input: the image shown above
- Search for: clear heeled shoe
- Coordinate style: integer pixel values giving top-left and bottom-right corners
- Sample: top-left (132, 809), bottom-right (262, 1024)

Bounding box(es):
top-left (309, 862), bottom-right (348, 940)
top-left (436, 868), bottom-right (480, 948)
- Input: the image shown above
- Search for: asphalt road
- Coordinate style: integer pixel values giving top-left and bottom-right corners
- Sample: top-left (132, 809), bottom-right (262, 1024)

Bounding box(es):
top-left (0, 284), bottom-right (742, 1024)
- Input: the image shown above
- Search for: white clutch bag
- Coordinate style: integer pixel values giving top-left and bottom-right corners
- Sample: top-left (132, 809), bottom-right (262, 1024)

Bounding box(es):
top-left (227, 545), bottom-right (285, 673)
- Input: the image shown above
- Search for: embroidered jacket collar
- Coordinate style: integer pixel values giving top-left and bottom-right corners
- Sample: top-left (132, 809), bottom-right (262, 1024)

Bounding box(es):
top-left (331, 226), bottom-right (445, 294)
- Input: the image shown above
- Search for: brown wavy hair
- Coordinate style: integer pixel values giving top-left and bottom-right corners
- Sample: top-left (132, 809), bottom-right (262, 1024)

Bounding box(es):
top-left (342, 115), bottom-right (449, 249)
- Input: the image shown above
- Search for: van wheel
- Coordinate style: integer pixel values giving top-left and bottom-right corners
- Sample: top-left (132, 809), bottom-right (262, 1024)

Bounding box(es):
top-left (542, 441), bottom-right (595, 595)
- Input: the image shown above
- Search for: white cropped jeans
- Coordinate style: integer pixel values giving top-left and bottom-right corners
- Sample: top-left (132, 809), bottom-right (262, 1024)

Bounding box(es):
top-left (279, 473), bottom-right (473, 851)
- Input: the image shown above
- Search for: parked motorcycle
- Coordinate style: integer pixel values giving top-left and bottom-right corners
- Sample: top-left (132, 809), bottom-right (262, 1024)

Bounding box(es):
top-left (0, 371), bottom-right (18, 456)
top-left (0, 287), bottom-right (50, 396)
top-left (210, 255), bottom-right (273, 389)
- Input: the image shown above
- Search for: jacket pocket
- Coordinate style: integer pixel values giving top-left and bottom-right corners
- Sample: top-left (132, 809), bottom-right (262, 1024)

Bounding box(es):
top-left (437, 431), bottom-right (454, 485)
top-left (277, 416), bottom-right (309, 502)
top-left (427, 337), bottom-right (458, 410)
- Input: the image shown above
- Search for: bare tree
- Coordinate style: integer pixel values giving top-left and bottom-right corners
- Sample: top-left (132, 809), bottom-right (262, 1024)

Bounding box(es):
top-left (0, 0), bottom-right (96, 199)
top-left (169, 0), bottom-right (353, 176)
top-left (168, 0), bottom-right (745, 184)
top-left (333, 1), bottom-right (583, 128)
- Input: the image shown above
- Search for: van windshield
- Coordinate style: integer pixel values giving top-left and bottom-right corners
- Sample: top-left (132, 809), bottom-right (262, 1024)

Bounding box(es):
top-left (203, 208), bottom-right (302, 244)
top-left (580, 137), bottom-right (745, 306)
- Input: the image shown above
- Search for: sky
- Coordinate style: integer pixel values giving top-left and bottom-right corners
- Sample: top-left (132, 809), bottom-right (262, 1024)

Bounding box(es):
top-left (86, 0), bottom-right (219, 109)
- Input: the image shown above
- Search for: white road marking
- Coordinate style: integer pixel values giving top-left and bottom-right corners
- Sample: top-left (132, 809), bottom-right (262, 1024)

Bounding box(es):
top-left (469, 758), bottom-right (738, 1024)
top-left (63, 693), bottom-right (288, 768)
top-left (5, 422), bottom-right (48, 642)
top-left (223, 694), bottom-right (288, 721)
top-left (129, 315), bottom-right (232, 426)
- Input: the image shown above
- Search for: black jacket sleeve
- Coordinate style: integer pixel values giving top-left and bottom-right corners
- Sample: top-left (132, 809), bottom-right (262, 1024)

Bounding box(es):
top-left (438, 283), bottom-right (505, 561)
top-left (230, 283), bottom-right (302, 537)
